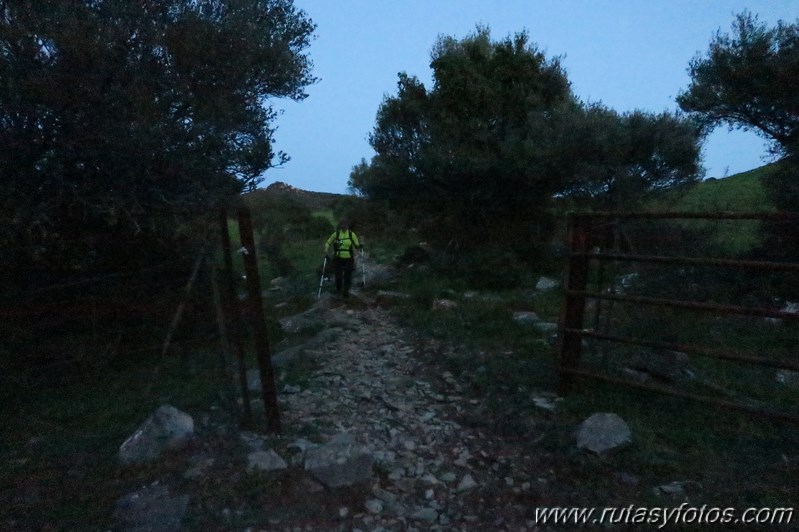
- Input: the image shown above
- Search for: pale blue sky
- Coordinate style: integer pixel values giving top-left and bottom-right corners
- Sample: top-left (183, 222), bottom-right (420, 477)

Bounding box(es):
top-left (267, 1), bottom-right (798, 194)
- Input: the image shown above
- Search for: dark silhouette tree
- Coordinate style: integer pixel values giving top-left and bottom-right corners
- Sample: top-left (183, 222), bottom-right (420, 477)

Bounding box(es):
top-left (350, 27), bottom-right (576, 248)
top-left (678, 11), bottom-right (799, 292)
top-left (0, 0), bottom-right (317, 273)
top-left (677, 12), bottom-right (799, 161)
top-left (556, 105), bottom-right (702, 210)
top-left (352, 26), bottom-right (701, 252)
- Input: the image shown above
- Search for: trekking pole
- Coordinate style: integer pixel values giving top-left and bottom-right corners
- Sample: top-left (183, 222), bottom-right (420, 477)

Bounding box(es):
top-left (361, 249), bottom-right (367, 288)
top-left (317, 256), bottom-right (328, 299)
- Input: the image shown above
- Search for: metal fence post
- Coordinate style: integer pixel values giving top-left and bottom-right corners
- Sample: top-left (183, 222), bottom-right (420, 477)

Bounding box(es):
top-left (237, 206), bottom-right (281, 433)
top-left (558, 214), bottom-right (590, 395)
top-left (218, 208), bottom-right (253, 425)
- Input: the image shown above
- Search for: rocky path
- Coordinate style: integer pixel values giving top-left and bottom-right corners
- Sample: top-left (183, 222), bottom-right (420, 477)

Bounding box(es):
top-left (253, 295), bottom-right (556, 532)
top-left (114, 288), bottom-right (644, 531)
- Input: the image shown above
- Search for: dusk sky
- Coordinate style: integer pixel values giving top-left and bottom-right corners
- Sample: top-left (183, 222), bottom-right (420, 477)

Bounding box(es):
top-left (266, 1), bottom-right (797, 194)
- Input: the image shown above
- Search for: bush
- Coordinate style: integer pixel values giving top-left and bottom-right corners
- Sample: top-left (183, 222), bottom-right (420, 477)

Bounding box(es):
top-left (429, 247), bottom-right (532, 289)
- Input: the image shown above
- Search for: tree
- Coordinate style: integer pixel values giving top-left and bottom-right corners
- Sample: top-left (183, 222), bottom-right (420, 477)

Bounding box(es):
top-left (677, 11), bottom-right (799, 287)
top-left (677, 11), bottom-right (799, 160)
top-left (556, 105), bottom-right (702, 210)
top-left (350, 27), bottom-right (576, 248)
top-left (0, 0), bottom-right (316, 273)
top-left (350, 72), bottom-right (431, 208)
top-left (353, 26), bottom-right (701, 252)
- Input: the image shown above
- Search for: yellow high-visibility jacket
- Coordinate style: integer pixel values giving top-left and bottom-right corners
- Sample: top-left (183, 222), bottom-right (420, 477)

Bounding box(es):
top-left (325, 229), bottom-right (361, 259)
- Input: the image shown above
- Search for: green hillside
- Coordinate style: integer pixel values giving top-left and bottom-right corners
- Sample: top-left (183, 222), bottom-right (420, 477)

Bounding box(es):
top-left (672, 163), bottom-right (778, 213)
top-left (653, 163), bottom-right (780, 255)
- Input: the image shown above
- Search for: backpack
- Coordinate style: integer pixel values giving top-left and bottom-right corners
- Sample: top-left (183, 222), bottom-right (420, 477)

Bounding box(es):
top-left (333, 230), bottom-right (354, 257)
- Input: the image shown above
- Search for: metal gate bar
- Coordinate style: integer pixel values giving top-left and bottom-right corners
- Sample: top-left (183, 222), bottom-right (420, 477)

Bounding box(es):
top-left (576, 211), bottom-right (799, 221)
top-left (557, 211), bottom-right (799, 423)
top-left (566, 290), bottom-right (799, 320)
top-left (562, 328), bottom-right (799, 371)
top-left (582, 252), bottom-right (799, 271)
top-left (561, 367), bottom-right (799, 425)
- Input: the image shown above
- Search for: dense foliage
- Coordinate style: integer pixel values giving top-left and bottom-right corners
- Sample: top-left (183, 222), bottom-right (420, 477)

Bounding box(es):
top-left (679, 12), bottom-right (799, 268)
top-left (555, 105), bottom-right (702, 210)
top-left (678, 12), bottom-right (799, 161)
top-left (0, 0), bottom-right (316, 274)
top-left (351, 27), bottom-right (701, 253)
top-left (0, 0), bottom-right (317, 380)
top-left (350, 27), bottom-right (577, 248)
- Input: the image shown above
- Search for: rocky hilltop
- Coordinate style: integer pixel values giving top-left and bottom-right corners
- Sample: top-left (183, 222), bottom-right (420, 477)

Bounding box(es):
top-left (248, 181), bottom-right (352, 212)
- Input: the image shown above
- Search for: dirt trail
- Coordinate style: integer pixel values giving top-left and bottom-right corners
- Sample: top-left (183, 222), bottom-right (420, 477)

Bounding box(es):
top-left (243, 294), bottom-right (561, 531)
top-left (124, 286), bottom-right (647, 531)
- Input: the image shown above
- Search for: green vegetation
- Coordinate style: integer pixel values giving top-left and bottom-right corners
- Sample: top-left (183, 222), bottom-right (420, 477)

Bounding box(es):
top-left (1, 1), bottom-right (317, 277)
top-left (647, 163), bottom-right (780, 255)
top-left (350, 27), bottom-right (702, 255)
top-left (670, 165), bottom-right (776, 212)
top-left (376, 240), bottom-right (799, 513)
top-left (0, 347), bottom-right (231, 530)
top-left (3, 4), bottom-right (798, 528)
top-left (3, 164), bottom-right (798, 528)
top-left (679, 11), bottom-right (799, 266)
top-left (678, 12), bottom-right (799, 165)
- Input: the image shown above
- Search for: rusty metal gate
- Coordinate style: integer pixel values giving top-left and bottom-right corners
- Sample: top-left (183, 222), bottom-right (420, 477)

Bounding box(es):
top-left (557, 211), bottom-right (799, 424)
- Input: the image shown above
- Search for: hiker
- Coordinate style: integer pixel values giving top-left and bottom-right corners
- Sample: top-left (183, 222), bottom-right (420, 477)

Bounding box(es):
top-left (324, 219), bottom-right (363, 298)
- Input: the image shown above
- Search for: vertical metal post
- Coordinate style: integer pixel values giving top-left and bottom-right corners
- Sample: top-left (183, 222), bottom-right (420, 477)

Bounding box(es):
top-left (218, 208), bottom-right (253, 425)
top-left (237, 206), bottom-right (281, 433)
top-left (558, 214), bottom-right (590, 395)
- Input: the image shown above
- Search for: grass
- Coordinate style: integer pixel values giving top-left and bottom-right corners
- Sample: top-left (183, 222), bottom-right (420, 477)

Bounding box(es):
top-left (311, 208), bottom-right (336, 227)
top-left (555, 380), bottom-right (799, 508)
top-left (673, 166), bottom-right (776, 213)
top-left (653, 164), bottom-right (780, 256)
top-left (374, 246), bottom-right (799, 514)
top-left (0, 345), bottom-right (233, 530)
top-left (5, 166), bottom-right (795, 527)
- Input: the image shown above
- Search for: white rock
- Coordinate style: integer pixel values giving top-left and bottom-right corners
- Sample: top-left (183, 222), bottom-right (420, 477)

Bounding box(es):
top-left (575, 413), bottom-right (632, 454)
top-left (655, 480), bottom-right (702, 496)
top-left (454, 450), bottom-right (471, 467)
top-left (365, 499), bottom-right (383, 514)
top-left (440, 472), bottom-right (457, 483)
top-left (513, 311), bottom-right (541, 324)
top-left (456, 474), bottom-right (478, 492)
top-left (119, 405), bottom-right (194, 465)
top-left (247, 450), bottom-right (288, 472)
top-left (536, 276), bottom-right (560, 291)
top-left (532, 395), bottom-right (559, 411)
top-left (420, 472), bottom-right (441, 485)
top-left (432, 299), bottom-right (458, 310)
top-left (304, 433), bottom-right (374, 487)
top-left (410, 507), bottom-right (438, 522)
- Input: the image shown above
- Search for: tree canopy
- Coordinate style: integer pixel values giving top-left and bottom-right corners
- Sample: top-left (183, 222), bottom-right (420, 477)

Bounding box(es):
top-left (678, 11), bottom-right (799, 263)
top-left (351, 27), bottom-right (701, 248)
top-left (351, 27), bottom-right (576, 246)
top-left (0, 0), bottom-right (316, 271)
top-left (677, 11), bottom-right (799, 160)
top-left (677, 10), bottom-right (799, 270)
top-left (555, 105), bottom-right (702, 210)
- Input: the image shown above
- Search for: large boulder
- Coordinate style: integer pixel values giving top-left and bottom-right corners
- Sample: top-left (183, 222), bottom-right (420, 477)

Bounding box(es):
top-left (304, 433), bottom-right (374, 488)
top-left (575, 413), bottom-right (632, 454)
top-left (119, 405), bottom-right (194, 465)
top-left (535, 276), bottom-right (560, 291)
top-left (247, 449), bottom-right (288, 472)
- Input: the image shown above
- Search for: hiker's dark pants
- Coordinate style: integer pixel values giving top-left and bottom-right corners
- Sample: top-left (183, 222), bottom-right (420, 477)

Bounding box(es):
top-left (333, 256), bottom-right (354, 295)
